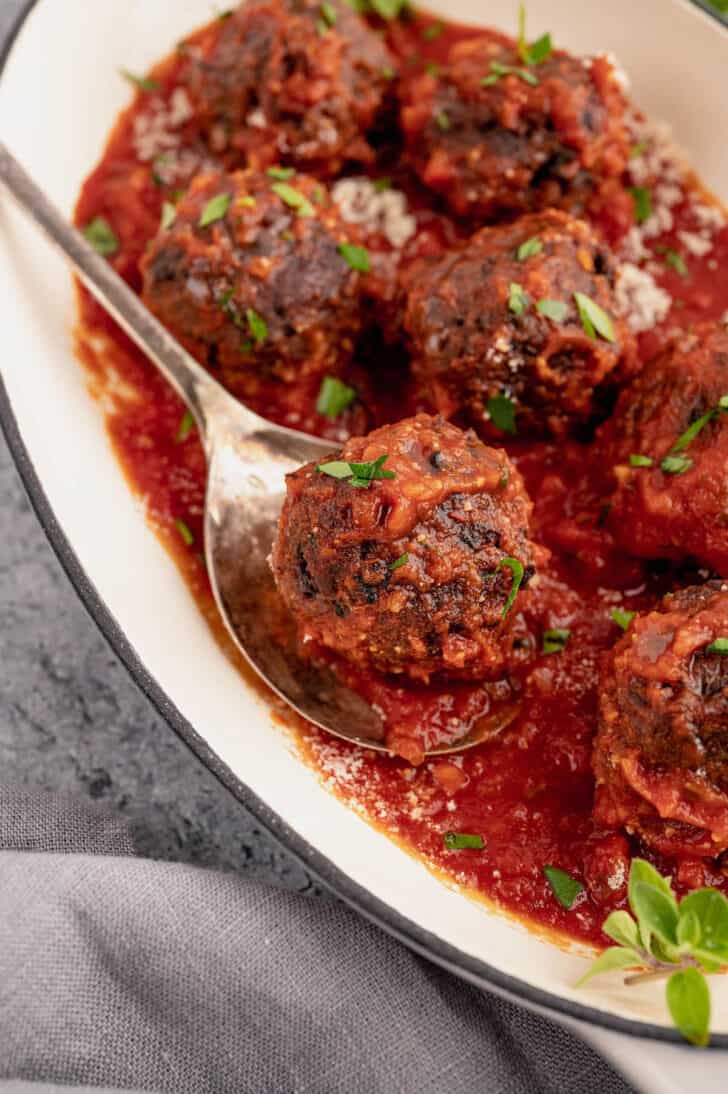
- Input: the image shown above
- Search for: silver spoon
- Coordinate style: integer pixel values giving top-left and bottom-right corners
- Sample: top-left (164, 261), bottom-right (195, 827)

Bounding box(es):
top-left (0, 142), bottom-right (518, 756)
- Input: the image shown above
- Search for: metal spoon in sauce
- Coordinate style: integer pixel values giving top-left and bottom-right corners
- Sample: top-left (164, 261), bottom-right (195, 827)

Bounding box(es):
top-left (0, 142), bottom-right (519, 756)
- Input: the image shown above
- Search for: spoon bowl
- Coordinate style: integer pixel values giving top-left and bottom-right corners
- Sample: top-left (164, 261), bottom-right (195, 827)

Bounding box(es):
top-left (0, 141), bottom-right (518, 756)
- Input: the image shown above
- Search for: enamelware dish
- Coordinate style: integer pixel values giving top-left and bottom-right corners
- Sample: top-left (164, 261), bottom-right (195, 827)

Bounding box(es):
top-left (3, 1), bottom-right (728, 1087)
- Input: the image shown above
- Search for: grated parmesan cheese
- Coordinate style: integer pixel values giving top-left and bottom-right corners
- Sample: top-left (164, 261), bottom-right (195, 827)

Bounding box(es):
top-left (332, 177), bottom-right (417, 249)
top-left (616, 263), bottom-right (672, 333)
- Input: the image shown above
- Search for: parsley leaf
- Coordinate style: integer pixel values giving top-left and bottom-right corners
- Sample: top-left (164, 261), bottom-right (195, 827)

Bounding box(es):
top-left (508, 282), bottom-right (528, 315)
top-left (611, 608), bottom-right (636, 631)
top-left (482, 60), bottom-right (538, 87)
top-left (517, 237), bottom-right (543, 261)
top-left (487, 394), bottom-right (517, 435)
top-left (542, 628), bottom-right (570, 654)
top-left (316, 376), bottom-right (357, 419)
top-left (120, 70), bottom-right (159, 93)
top-left (338, 242), bottom-right (370, 272)
top-left (175, 410), bottom-right (195, 444)
top-left (390, 553), bottom-right (409, 571)
top-left (544, 866), bottom-right (583, 910)
top-left (246, 308), bottom-right (268, 344)
top-left (629, 453), bottom-right (653, 468)
top-left (175, 518), bottom-right (194, 546)
top-left (199, 193), bottom-right (231, 228)
top-left (536, 299), bottom-right (568, 322)
top-left (82, 217), bottom-right (120, 257)
top-left (629, 186), bottom-right (652, 225)
top-left (660, 454), bottom-right (693, 475)
top-left (271, 181), bottom-right (314, 217)
top-left (444, 832), bottom-right (485, 850)
top-left (435, 110), bottom-right (451, 131)
top-left (574, 292), bottom-right (616, 343)
top-left (267, 166), bottom-right (295, 180)
top-left (517, 3), bottom-right (552, 66)
top-left (707, 637), bottom-right (728, 655)
top-left (160, 201), bottom-right (177, 231)
top-left (499, 557), bottom-right (525, 617)
top-left (317, 454), bottom-right (396, 488)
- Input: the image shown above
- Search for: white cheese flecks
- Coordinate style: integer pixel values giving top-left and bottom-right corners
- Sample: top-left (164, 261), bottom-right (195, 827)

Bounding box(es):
top-left (133, 88), bottom-right (193, 163)
top-left (332, 177), bottom-right (417, 249)
top-left (616, 263), bottom-right (672, 333)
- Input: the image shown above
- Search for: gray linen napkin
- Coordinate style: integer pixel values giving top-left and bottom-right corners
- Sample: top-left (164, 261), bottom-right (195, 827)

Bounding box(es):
top-left (0, 785), bottom-right (634, 1094)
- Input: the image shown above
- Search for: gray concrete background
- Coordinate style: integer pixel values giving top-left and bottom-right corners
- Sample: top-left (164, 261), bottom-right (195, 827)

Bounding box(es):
top-left (0, 0), bottom-right (317, 892)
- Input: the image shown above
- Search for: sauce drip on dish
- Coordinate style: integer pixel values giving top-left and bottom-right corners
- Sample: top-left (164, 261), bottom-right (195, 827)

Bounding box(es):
top-left (74, 4), bottom-right (728, 946)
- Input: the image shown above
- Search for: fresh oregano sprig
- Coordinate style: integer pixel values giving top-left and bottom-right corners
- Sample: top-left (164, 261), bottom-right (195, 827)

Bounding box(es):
top-left (577, 858), bottom-right (728, 1046)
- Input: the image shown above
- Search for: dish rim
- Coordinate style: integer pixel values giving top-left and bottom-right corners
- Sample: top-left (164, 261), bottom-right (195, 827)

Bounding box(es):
top-left (2, 0), bottom-right (728, 1047)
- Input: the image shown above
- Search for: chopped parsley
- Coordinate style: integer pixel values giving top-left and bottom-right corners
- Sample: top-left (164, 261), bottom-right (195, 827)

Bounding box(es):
top-left (237, 195), bottom-right (257, 208)
top-left (670, 394), bottom-right (728, 452)
top-left (175, 518), bottom-right (194, 546)
top-left (338, 242), bottom-right (370, 272)
top-left (381, 66), bottom-right (396, 80)
top-left (316, 376), bottom-right (357, 419)
top-left (320, 0), bottom-right (337, 24)
top-left (425, 61), bottom-right (440, 77)
top-left (630, 140), bottom-right (648, 159)
top-left (435, 110), bottom-right (451, 131)
top-left (543, 865), bottom-right (583, 910)
top-left (367, 0), bottom-right (407, 18)
top-left (611, 608), bottom-right (636, 631)
top-left (373, 177), bottom-right (392, 191)
top-left (707, 638), bottom-right (728, 655)
top-left (82, 217), bottom-right (119, 257)
top-left (198, 193), bottom-right (231, 228)
top-left (517, 237), bottom-right (543, 261)
top-left (246, 308), bottom-right (268, 344)
top-left (422, 20), bottom-right (443, 39)
top-left (574, 292), bottom-right (616, 343)
top-left (499, 557), bottom-right (525, 617)
top-left (317, 454), bottom-right (396, 488)
top-left (517, 3), bottom-right (553, 66)
top-left (629, 186), bottom-right (652, 225)
top-left (120, 70), bottom-right (159, 93)
top-left (660, 454), bottom-right (693, 475)
top-left (508, 282), bottom-right (528, 315)
top-left (390, 553), bottom-right (409, 571)
top-left (482, 61), bottom-right (538, 87)
top-left (271, 181), bottom-right (314, 217)
top-left (487, 394), bottom-right (516, 436)
top-left (662, 248), bottom-right (688, 277)
top-left (444, 832), bottom-right (485, 850)
top-left (536, 299), bottom-right (568, 323)
top-left (160, 201), bottom-right (177, 231)
top-left (542, 628), bottom-right (570, 655)
top-left (629, 453), bottom-right (654, 468)
top-left (266, 166), bottom-right (295, 180)
top-left (175, 410), bottom-right (195, 444)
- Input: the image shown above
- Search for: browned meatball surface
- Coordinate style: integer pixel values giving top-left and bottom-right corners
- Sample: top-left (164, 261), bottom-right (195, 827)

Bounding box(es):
top-left (181, 0), bottom-right (396, 176)
top-left (594, 582), bottom-right (728, 857)
top-left (271, 415), bottom-right (539, 682)
top-left (402, 210), bottom-right (635, 439)
top-left (141, 169), bottom-right (366, 397)
top-left (399, 37), bottom-right (628, 220)
top-left (598, 323), bottom-right (728, 576)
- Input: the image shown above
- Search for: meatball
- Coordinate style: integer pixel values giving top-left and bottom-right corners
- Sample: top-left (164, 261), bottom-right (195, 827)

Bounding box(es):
top-left (271, 414), bottom-right (539, 681)
top-left (181, 0), bottom-right (396, 176)
top-left (141, 169), bottom-right (366, 396)
top-left (594, 582), bottom-right (728, 856)
top-left (399, 37), bottom-right (629, 220)
top-left (599, 323), bottom-right (728, 575)
top-left (402, 210), bottom-right (635, 439)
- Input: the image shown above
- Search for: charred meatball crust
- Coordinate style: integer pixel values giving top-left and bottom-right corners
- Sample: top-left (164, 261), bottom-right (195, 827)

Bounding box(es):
top-left (181, 0), bottom-right (396, 175)
top-left (600, 322), bottom-right (728, 576)
top-left (272, 414), bottom-right (539, 681)
top-left (594, 581), bottom-right (728, 856)
top-left (402, 210), bottom-right (635, 439)
top-left (141, 169), bottom-right (366, 396)
top-left (399, 37), bottom-right (629, 219)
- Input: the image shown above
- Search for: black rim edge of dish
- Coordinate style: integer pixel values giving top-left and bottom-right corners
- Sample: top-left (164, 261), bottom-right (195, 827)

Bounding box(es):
top-left (2, 0), bottom-right (728, 1051)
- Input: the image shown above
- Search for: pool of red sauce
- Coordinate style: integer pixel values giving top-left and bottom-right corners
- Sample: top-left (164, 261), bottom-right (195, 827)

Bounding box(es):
top-left (73, 9), bottom-right (728, 947)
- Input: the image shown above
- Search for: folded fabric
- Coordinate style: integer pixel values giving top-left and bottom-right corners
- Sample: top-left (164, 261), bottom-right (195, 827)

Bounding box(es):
top-left (0, 785), bottom-right (633, 1094)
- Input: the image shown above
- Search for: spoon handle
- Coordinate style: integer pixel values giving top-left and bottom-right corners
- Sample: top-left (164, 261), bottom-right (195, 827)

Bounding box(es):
top-left (0, 140), bottom-right (255, 440)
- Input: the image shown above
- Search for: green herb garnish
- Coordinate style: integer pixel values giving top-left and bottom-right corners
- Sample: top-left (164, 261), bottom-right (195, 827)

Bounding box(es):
top-left (267, 166), bottom-right (295, 180)
top-left (544, 865), bottom-right (583, 910)
top-left (499, 557), bottom-right (525, 617)
top-left (508, 282), bottom-right (528, 315)
top-left (542, 628), bottom-right (570, 655)
top-left (390, 553), bottom-right (409, 571)
top-left (487, 394), bottom-right (516, 436)
top-left (444, 832), bottom-right (485, 850)
top-left (199, 193), bottom-right (231, 228)
top-left (320, 0), bottom-right (337, 24)
top-left (630, 140), bottom-right (648, 159)
top-left (629, 186), bottom-right (652, 225)
top-left (175, 410), bottom-right (195, 444)
top-left (120, 70), bottom-right (159, 93)
top-left (707, 637), bottom-right (728, 654)
top-left (536, 299), bottom-right (568, 322)
top-left (338, 242), bottom-right (370, 272)
top-left (577, 858), bottom-right (728, 1046)
top-left (246, 308), bottom-right (268, 344)
top-left (160, 201), bottom-right (177, 231)
top-left (316, 376), bottom-right (357, 419)
top-left (425, 61), bottom-right (440, 77)
top-left (611, 607), bottom-right (636, 631)
top-left (517, 3), bottom-right (552, 66)
top-left (670, 394), bottom-right (728, 453)
top-left (574, 292), bottom-right (616, 343)
top-left (423, 20), bottom-right (443, 39)
top-left (629, 453), bottom-right (653, 468)
top-left (317, 454), bottom-right (396, 489)
top-left (482, 61), bottom-right (538, 87)
top-left (373, 177), bottom-right (392, 191)
top-left (237, 195), bottom-right (257, 208)
top-left (82, 217), bottom-right (120, 257)
top-left (367, 0), bottom-right (407, 18)
top-left (435, 110), bottom-right (451, 131)
top-left (175, 518), bottom-right (194, 546)
top-left (271, 181), bottom-right (314, 217)
top-left (517, 237), bottom-right (543, 261)
top-left (660, 454), bottom-right (693, 475)
top-left (663, 248), bottom-right (688, 276)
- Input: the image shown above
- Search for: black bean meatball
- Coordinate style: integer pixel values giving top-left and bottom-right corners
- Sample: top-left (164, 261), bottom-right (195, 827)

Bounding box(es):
top-left (594, 582), bottom-right (728, 857)
top-left (181, 0), bottom-right (396, 176)
top-left (271, 414), bottom-right (539, 682)
top-left (140, 169), bottom-right (366, 397)
top-left (598, 323), bottom-right (728, 576)
top-left (402, 210), bottom-right (635, 439)
top-left (399, 36), bottom-right (629, 219)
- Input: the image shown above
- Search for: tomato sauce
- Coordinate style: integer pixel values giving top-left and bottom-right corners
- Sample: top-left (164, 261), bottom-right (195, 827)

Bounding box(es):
top-left (73, 7), bottom-right (728, 947)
